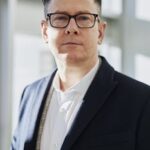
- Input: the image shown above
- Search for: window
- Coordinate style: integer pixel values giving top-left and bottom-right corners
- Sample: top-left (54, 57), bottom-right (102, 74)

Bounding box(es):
top-left (99, 43), bottom-right (122, 72)
top-left (135, 54), bottom-right (150, 85)
top-left (136, 0), bottom-right (150, 21)
top-left (102, 0), bottom-right (122, 18)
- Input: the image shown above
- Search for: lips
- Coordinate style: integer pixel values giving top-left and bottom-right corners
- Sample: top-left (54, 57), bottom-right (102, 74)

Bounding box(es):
top-left (62, 41), bottom-right (82, 45)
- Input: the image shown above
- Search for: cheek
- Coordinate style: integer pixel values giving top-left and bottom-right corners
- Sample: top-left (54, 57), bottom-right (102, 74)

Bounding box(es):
top-left (92, 28), bottom-right (100, 42)
top-left (88, 26), bottom-right (99, 39)
top-left (85, 30), bottom-right (99, 48)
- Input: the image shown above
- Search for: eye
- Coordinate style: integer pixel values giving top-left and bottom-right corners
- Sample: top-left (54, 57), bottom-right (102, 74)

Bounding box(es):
top-left (54, 15), bottom-right (68, 21)
top-left (77, 15), bottom-right (90, 21)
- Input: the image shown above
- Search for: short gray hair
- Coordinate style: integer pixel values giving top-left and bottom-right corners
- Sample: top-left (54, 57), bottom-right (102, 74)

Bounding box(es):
top-left (42, 0), bottom-right (102, 18)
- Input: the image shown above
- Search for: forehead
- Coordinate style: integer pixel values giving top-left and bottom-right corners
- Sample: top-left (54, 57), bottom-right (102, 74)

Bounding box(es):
top-left (48, 0), bottom-right (99, 14)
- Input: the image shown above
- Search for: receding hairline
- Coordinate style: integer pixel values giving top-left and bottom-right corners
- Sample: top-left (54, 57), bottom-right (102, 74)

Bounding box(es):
top-left (42, 0), bottom-right (102, 18)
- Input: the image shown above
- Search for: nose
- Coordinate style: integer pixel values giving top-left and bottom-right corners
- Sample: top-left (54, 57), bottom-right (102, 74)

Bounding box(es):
top-left (65, 18), bottom-right (80, 35)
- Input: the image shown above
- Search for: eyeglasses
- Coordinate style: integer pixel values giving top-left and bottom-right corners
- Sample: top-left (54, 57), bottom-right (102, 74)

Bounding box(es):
top-left (47, 13), bottom-right (99, 28)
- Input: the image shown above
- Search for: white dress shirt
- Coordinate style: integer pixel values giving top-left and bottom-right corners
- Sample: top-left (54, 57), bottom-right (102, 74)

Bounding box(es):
top-left (40, 59), bottom-right (100, 150)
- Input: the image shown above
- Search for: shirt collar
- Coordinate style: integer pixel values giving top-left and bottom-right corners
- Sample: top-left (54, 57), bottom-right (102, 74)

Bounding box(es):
top-left (73, 59), bottom-right (100, 97)
top-left (53, 59), bottom-right (101, 96)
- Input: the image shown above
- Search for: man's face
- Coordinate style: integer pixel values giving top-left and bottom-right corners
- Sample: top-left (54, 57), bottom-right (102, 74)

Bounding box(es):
top-left (41, 0), bottom-right (106, 65)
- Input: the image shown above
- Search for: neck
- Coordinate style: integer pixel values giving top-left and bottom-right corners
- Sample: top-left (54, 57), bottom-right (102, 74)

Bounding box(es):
top-left (56, 57), bottom-right (99, 91)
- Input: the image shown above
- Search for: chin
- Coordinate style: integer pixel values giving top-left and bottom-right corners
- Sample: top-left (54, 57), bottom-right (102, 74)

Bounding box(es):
top-left (66, 54), bottom-right (86, 63)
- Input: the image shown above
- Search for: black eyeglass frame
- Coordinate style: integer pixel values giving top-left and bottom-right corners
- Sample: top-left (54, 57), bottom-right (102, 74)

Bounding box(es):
top-left (46, 13), bottom-right (100, 28)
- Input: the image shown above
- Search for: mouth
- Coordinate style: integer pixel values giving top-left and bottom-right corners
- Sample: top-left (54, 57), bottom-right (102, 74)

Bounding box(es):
top-left (62, 42), bottom-right (82, 46)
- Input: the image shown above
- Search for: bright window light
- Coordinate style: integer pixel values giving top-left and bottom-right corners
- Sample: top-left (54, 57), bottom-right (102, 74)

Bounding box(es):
top-left (102, 0), bottom-right (122, 18)
top-left (99, 43), bottom-right (122, 72)
top-left (136, 0), bottom-right (150, 21)
top-left (135, 54), bottom-right (150, 85)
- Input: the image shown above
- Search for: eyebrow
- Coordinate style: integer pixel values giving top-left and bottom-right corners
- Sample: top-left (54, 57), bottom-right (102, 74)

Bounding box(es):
top-left (51, 10), bottom-right (93, 15)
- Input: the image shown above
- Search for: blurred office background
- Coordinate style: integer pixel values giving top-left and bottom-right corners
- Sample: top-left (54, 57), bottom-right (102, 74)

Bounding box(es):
top-left (0, 0), bottom-right (150, 149)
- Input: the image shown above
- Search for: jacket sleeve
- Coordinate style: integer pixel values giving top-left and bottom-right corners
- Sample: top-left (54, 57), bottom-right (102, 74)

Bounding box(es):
top-left (10, 86), bottom-right (28, 150)
top-left (11, 128), bottom-right (19, 150)
top-left (136, 94), bottom-right (150, 150)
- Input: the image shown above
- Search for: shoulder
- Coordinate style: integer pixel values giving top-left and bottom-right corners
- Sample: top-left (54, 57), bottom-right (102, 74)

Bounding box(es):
top-left (112, 70), bottom-right (150, 111)
top-left (114, 71), bottom-right (150, 94)
top-left (18, 70), bottom-right (56, 120)
top-left (98, 56), bottom-right (150, 95)
top-left (22, 70), bottom-right (56, 97)
top-left (100, 56), bottom-right (150, 106)
top-left (20, 75), bottom-right (50, 103)
top-left (24, 75), bottom-right (51, 94)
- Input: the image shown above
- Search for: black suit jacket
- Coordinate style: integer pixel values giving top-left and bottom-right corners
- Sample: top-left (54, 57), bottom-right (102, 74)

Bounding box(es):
top-left (11, 57), bottom-right (150, 150)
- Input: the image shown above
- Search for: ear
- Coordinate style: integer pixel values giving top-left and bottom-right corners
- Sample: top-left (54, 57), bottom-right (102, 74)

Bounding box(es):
top-left (98, 21), bottom-right (107, 44)
top-left (41, 20), bottom-right (48, 43)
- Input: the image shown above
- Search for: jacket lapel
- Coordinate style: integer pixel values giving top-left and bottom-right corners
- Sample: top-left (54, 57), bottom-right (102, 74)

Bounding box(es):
top-left (24, 70), bottom-right (56, 149)
top-left (61, 57), bottom-right (118, 150)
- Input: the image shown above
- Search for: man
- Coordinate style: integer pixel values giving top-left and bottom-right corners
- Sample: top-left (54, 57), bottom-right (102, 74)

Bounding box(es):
top-left (11, 0), bottom-right (150, 149)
